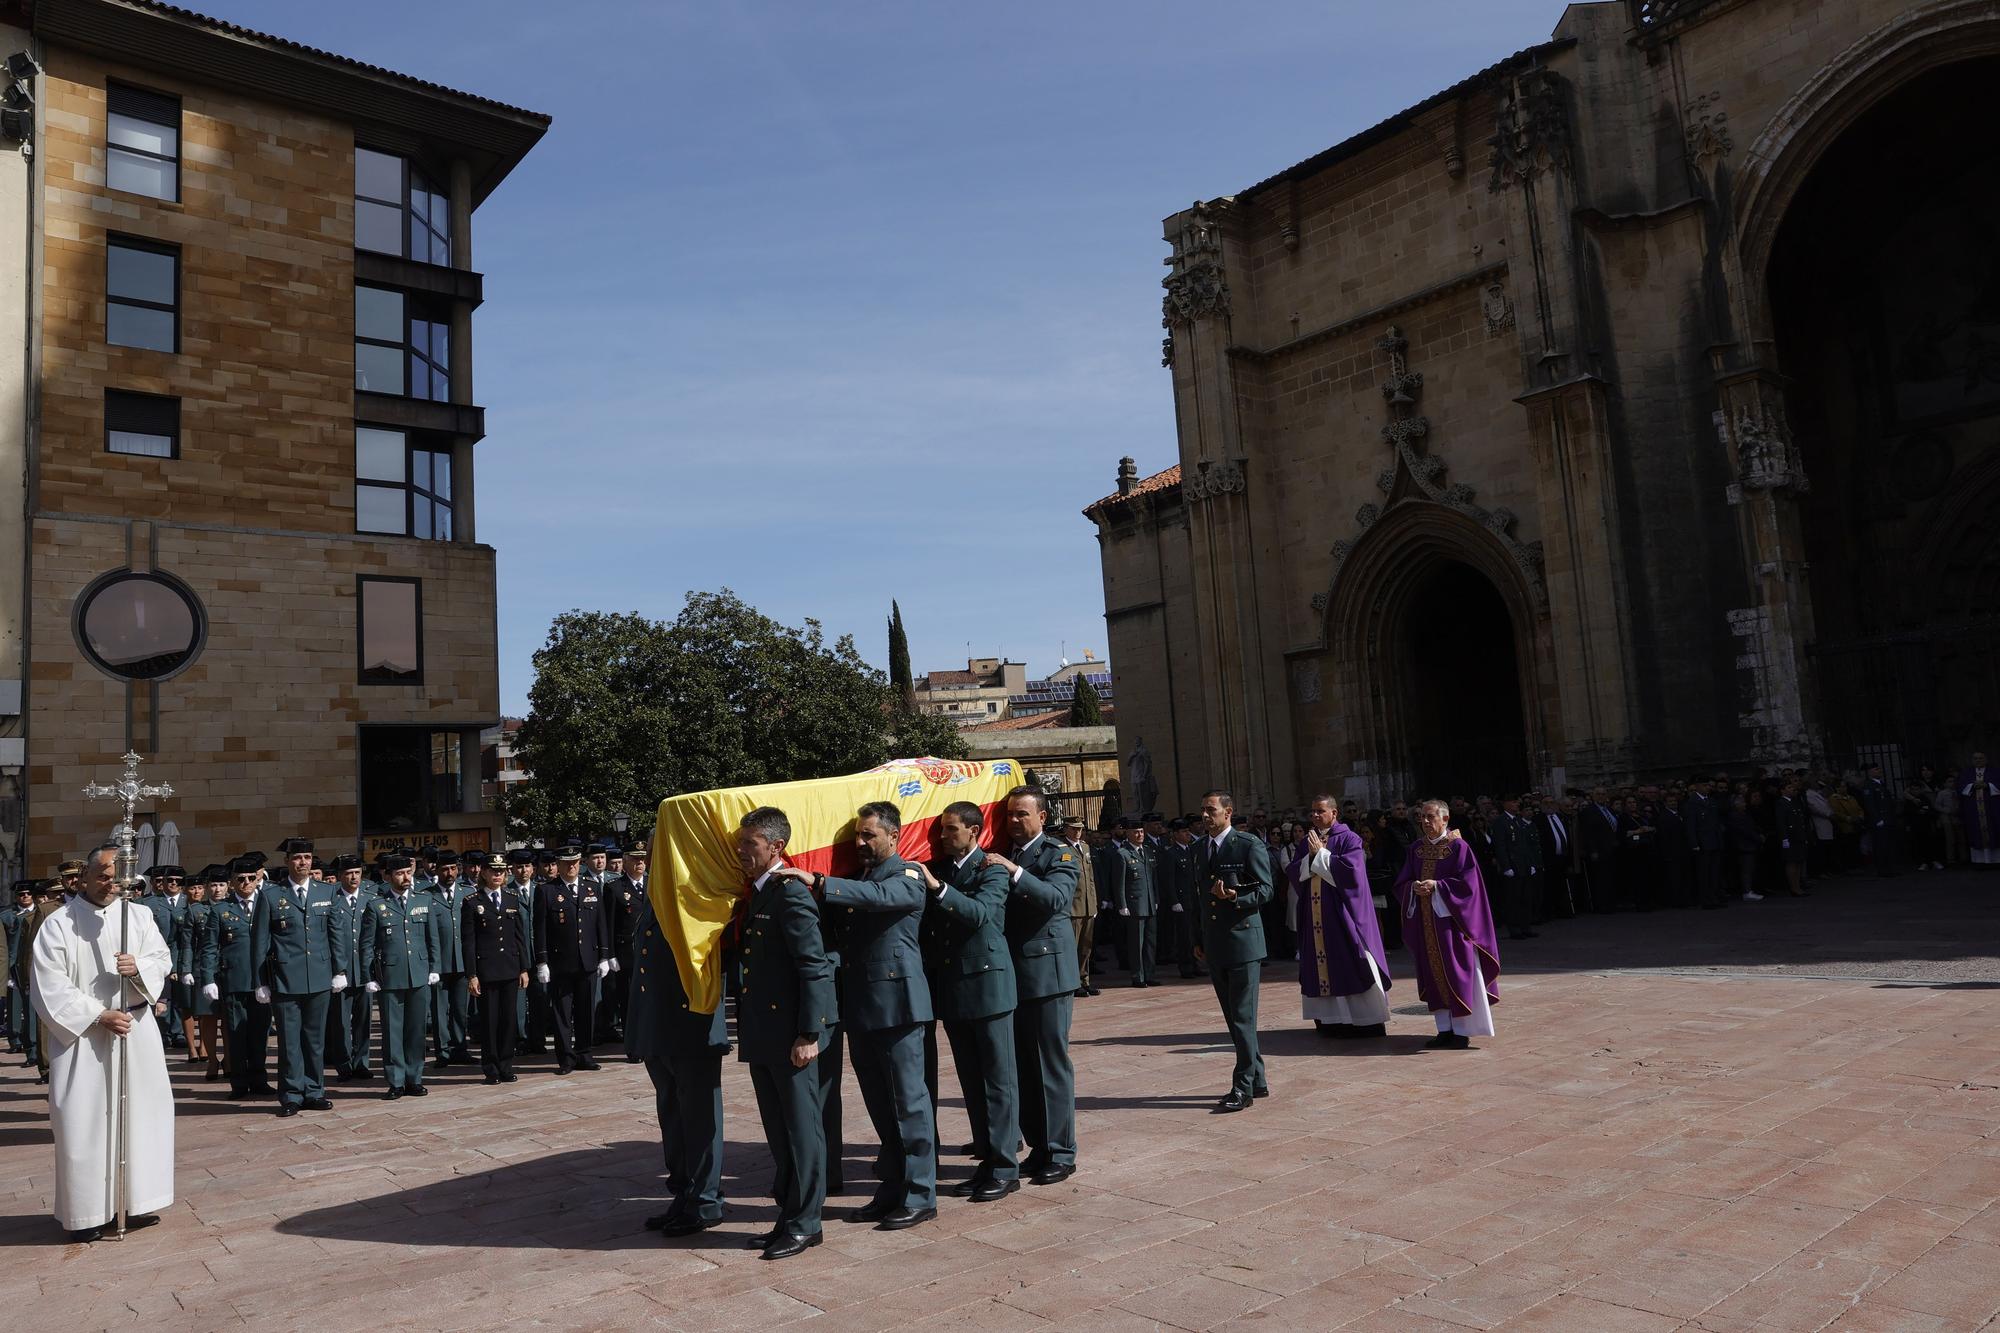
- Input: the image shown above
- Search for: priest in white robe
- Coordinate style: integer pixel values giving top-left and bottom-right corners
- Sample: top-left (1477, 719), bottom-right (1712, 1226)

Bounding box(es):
top-left (31, 844), bottom-right (175, 1240)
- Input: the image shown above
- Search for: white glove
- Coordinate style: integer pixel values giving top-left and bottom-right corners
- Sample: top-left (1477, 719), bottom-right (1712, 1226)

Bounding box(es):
top-left (596, 959), bottom-right (610, 978)
top-left (609, 958), bottom-right (621, 974)
top-left (365, 981), bottom-right (380, 993)
top-left (1119, 907), bottom-right (1132, 917)
top-left (427, 972), bottom-right (440, 985)
top-left (536, 963), bottom-right (550, 984)
top-left (331, 974), bottom-right (348, 993)
top-left (254, 985), bottom-right (271, 1004)
top-left (1503, 869), bottom-right (1515, 877)
top-left (1171, 903), bottom-right (1184, 913)
top-left (202, 983), bottom-right (219, 1001)
top-left (1781, 839), bottom-right (1790, 850)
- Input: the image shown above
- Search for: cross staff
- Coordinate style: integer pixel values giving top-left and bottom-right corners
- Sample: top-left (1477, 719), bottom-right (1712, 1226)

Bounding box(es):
top-left (82, 751), bottom-right (173, 1241)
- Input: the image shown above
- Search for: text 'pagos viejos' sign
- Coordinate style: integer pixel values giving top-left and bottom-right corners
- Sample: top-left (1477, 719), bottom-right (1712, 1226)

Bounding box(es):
top-left (651, 758), bottom-right (1025, 1013)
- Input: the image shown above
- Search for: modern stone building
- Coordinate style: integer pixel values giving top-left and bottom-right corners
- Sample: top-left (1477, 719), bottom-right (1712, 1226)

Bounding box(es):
top-left (20, 0), bottom-right (546, 869)
top-left (1090, 0), bottom-right (2000, 812)
top-left (913, 656), bottom-right (1029, 728)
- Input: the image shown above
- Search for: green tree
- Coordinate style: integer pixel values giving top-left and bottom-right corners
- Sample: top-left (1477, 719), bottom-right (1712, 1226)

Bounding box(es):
top-left (506, 590), bottom-right (965, 841)
top-left (1068, 673), bottom-right (1104, 727)
top-left (888, 600), bottom-right (915, 710)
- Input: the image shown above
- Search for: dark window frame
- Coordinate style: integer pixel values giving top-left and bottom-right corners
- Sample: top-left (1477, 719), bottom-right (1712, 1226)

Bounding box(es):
top-left (354, 424), bottom-right (454, 540)
top-left (106, 233), bottom-right (180, 353)
top-left (357, 723), bottom-right (470, 834)
top-left (356, 574), bottom-right (424, 687)
top-left (355, 283), bottom-right (450, 403)
top-left (72, 567), bottom-right (207, 682)
top-left (355, 145), bottom-right (451, 264)
top-left (106, 81), bottom-right (182, 204)
top-left (104, 388), bottom-right (181, 459)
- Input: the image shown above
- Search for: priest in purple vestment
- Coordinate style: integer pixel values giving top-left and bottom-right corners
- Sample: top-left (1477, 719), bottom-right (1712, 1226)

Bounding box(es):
top-left (1286, 795), bottom-right (1392, 1039)
top-left (1959, 753), bottom-right (1998, 868)
top-left (1392, 800), bottom-right (1501, 1049)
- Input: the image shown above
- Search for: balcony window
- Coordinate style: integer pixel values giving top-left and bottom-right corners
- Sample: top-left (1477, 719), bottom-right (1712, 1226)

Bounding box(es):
top-left (355, 146), bottom-right (451, 264)
top-left (356, 426), bottom-right (453, 540)
top-left (106, 83), bottom-right (180, 202)
top-left (356, 284), bottom-right (450, 402)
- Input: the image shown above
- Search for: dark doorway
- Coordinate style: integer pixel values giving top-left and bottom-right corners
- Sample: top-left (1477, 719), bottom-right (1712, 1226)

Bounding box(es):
top-left (1771, 57), bottom-right (2000, 767)
top-left (1396, 561), bottom-right (1528, 799)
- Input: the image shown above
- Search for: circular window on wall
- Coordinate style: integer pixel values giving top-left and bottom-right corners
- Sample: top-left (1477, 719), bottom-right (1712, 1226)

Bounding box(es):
top-left (73, 571), bottom-right (206, 681)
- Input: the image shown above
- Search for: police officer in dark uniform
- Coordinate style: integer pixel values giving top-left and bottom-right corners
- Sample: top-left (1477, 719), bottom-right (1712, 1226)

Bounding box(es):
top-left (211, 858), bottom-right (274, 1100)
top-left (985, 785), bottom-right (1082, 1185)
top-left (326, 854), bottom-right (374, 1080)
top-left (736, 806), bottom-right (837, 1261)
top-left (600, 844), bottom-right (647, 1041)
top-left (1106, 817), bottom-right (1159, 986)
top-left (535, 845), bottom-right (611, 1074)
top-left (463, 853), bottom-right (529, 1084)
top-left (1193, 790), bottom-right (1273, 1112)
top-left (776, 801), bottom-right (935, 1231)
top-left (506, 849), bottom-right (547, 1052)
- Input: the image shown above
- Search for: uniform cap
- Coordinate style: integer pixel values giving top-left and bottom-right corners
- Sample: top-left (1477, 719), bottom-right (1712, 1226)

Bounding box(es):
top-left (150, 863), bottom-right (186, 879)
top-left (227, 855), bottom-right (262, 877)
top-left (378, 852), bottom-right (413, 873)
top-left (277, 837), bottom-right (314, 856)
top-left (505, 848), bottom-right (535, 866)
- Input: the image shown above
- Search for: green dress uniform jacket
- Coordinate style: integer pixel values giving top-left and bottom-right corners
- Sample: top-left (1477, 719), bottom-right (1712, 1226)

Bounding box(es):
top-left (1005, 832), bottom-right (1082, 1172)
top-left (738, 874), bottom-right (837, 1238)
top-left (327, 887), bottom-right (374, 1076)
top-left (922, 849), bottom-right (1021, 1184)
top-left (212, 894), bottom-right (271, 1094)
top-left (1108, 839), bottom-right (1160, 984)
top-left (1194, 828), bottom-right (1273, 1098)
top-left (186, 902), bottom-right (219, 1017)
top-left (256, 880), bottom-right (346, 1107)
top-left (422, 881), bottom-right (473, 1061)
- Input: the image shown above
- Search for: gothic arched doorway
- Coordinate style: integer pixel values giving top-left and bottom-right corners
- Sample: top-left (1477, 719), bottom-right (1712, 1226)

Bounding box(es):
top-left (1768, 55), bottom-right (2000, 766)
top-left (1394, 561), bottom-right (1529, 800)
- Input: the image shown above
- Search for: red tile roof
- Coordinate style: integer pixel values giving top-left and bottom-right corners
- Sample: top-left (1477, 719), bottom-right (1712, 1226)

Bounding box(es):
top-left (965, 706), bottom-right (1115, 733)
top-left (1083, 465), bottom-right (1180, 519)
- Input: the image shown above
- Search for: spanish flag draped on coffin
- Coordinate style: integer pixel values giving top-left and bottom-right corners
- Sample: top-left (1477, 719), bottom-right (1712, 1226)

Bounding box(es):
top-left (650, 757), bottom-right (1028, 1015)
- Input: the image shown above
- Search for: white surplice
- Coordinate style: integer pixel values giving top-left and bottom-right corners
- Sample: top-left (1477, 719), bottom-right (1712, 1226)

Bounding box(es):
top-left (31, 894), bottom-right (176, 1230)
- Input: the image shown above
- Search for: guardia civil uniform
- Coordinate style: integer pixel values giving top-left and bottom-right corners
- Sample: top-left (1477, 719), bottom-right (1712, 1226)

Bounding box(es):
top-left (1004, 830), bottom-right (1081, 1181)
top-left (921, 846), bottom-right (1020, 1197)
top-left (357, 864), bottom-right (443, 1096)
top-left (600, 867), bottom-right (646, 1040)
top-left (423, 868), bottom-right (473, 1065)
top-left (737, 868), bottom-right (837, 1254)
top-left (257, 854), bottom-right (349, 1114)
top-left (1107, 833), bottom-right (1159, 986)
top-left (326, 858), bottom-right (375, 1079)
top-left (211, 877), bottom-right (272, 1097)
top-left (1195, 825), bottom-right (1273, 1107)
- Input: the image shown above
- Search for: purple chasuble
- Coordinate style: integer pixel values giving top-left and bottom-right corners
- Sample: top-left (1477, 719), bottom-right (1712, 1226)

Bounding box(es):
top-left (1288, 825), bottom-right (1392, 999)
top-left (1960, 767), bottom-right (1998, 852)
top-left (1392, 835), bottom-right (1501, 1018)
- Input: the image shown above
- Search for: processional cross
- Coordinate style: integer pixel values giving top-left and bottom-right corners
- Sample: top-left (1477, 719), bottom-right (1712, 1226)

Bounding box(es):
top-left (83, 751), bottom-right (174, 887)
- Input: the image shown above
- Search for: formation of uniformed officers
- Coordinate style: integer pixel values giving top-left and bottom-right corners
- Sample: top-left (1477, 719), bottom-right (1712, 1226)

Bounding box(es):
top-left (3, 837), bottom-right (651, 1110)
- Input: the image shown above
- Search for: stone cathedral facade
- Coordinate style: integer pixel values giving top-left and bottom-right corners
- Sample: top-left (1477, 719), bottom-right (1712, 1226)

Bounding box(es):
top-left (1089, 0), bottom-right (2000, 812)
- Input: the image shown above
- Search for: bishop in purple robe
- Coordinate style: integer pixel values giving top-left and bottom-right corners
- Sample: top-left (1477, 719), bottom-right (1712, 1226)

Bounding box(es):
top-left (1286, 795), bottom-right (1392, 1039)
top-left (1392, 801), bottom-right (1501, 1049)
top-left (1960, 753), bottom-right (1998, 867)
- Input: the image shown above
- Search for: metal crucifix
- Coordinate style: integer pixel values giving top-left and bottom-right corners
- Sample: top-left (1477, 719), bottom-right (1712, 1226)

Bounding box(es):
top-left (83, 751), bottom-right (174, 888)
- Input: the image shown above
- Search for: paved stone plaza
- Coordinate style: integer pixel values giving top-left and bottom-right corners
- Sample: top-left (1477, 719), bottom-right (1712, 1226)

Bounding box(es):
top-left (4, 872), bottom-right (1999, 1331)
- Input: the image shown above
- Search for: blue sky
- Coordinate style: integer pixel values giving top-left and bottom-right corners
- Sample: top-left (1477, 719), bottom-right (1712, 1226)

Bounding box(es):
top-left (205, 1), bottom-right (1566, 714)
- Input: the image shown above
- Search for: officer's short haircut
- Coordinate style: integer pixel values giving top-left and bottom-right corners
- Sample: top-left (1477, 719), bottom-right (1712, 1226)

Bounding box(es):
top-left (942, 800), bottom-right (983, 833)
top-left (1005, 784), bottom-right (1049, 814)
top-left (1202, 789), bottom-right (1235, 811)
top-left (740, 806), bottom-right (791, 845)
top-left (857, 801), bottom-right (902, 835)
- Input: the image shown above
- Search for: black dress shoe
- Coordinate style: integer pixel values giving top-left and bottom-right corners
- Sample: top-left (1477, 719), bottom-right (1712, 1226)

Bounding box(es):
top-left (384, 1087), bottom-right (403, 1100)
top-left (1445, 1033), bottom-right (1473, 1050)
top-left (1074, 988), bottom-right (1090, 998)
top-left (433, 1057), bottom-right (452, 1070)
top-left (1129, 979), bottom-right (1146, 988)
top-left (483, 1075), bottom-right (500, 1085)
top-left (555, 1064), bottom-right (573, 1076)
top-left (744, 1230), bottom-right (779, 1249)
top-left (275, 1104), bottom-right (300, 1118)
top-left (849, 1200), bottom-right (894, 1224)
top-left (876, 1206), bottom-right (937, 1231)
top-left (226, 1089), bottom-right (250, 1101)
top-left (1252, 1085), bottom-right (1269, 1099)
top-left (251, 1083), bottom-right (277, 1095)
top-left (643, 1211), bottom-right (676, 1231)
top-left (663, 1214), bottom-right (720, 1238)
top-left (406, 1084), bottom-right (429, 1097)
top-left (67, 1225), bottom-right (104, 1243)
top-left (576, 1059), bottom-right (603, 1071)
top-left (945, 1178), bottom-right (983, 1198)
top-left (1215, 1092), bottom-right (1251, 1113)
top-left (1348, 1023), bottom-right (1387, 1039)
top-left (1030, 1163), bottom-right (1076, 1185)
top-left (1424, 1032), bottom-right (1456, 1049)
top-left (761, 1231), bottom-right (822, 1261)
top-left (301, 1097), bottom-right (333, 1111)
top-left (970, 1178), bottom-right (1020, 1203)
top-left (499, 1072), bottom-right (518, 1083)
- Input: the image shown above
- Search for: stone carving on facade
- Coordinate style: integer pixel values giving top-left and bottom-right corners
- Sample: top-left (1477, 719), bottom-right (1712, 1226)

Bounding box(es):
top-left (1184, 458), bottom-right (1246, 502)
top-left (1715, 397), bottom-right (1810, 498)
top-left (1487, 68), bottom-right (1570, 193)
top-left (1481, 281), bottom-right (1516, 335)
top-left (1315, 324), bottom-right (1549, 630)
top-left (1161, 200), bottom-right (1231, 327)
top-left (1291, 659), bottom-right (1321, 704)
top-left (1684, 92), bottom-right (1732, 166)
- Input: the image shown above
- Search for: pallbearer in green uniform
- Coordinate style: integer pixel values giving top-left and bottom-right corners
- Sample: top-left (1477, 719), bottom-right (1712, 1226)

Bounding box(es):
top-left (209, 859), bottom-right (273, 1099)
top-left (625, 841), bottom-right (730, 1237)
top-left (736, 807), bottom-right (837, 1261)
top-left (1192, 791), bottom-right (1273, 1112)
top-left (326, 855), bottom-right (374, 1081)
top-left (423, 854), bottom-right (472, 1068)
top-left (985, 785), bottom-right (1082, 1185)
top-left (915, 801), bottom-right (1020, 1201)
top-left (777, 801), bottom-right (936, 1231)
top-left (257, 838), bottom-right (348, 1116)
top-left (357, 853), bottom-right (442, 1099)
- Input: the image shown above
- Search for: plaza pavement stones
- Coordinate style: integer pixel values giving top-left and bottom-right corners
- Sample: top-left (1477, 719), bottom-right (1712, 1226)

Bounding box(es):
top-left (1, 870), bottom-right (1998, 1330)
